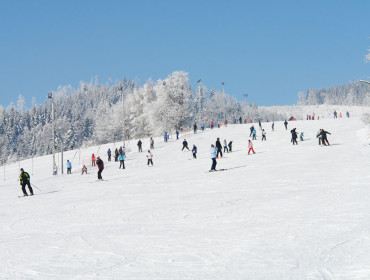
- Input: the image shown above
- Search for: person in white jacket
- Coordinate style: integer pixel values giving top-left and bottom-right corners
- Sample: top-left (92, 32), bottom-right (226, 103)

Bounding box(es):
top-left (146, 150), bottom-right (153, 166)
top-left (210, 144), bottom-right (217, 171)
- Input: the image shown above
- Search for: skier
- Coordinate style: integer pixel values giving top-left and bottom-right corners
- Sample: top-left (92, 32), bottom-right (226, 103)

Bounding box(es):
top-left (137, 140), bottom-right (142, 152)
top-left (201, 123), bottom-right (205, 131)
top-left (119, 152), bottom-right (125, 169)
top-left (19, 168), bottom-right (34, 196)
top-left (147, 150), bottom-right (153, 166)
top-left (239, 116), bottom-right (242, 124)
top-left (223, 139), bottom-right (229, 153)
top-left (261, 129), bottom-right (266, 141)
top-left (346, 111), bottom-right (350, 118)
top-left (248, 140), bottom-right (256, 155)
top-left (81, 164), bottom-right (87, 175)
top-left (194, 123), bottom-right (197, 133)
top-left (150, 137), bottom-right (154, 149)
top-left (319, 129), bottom-right (331, 146)
top-left (272, 122), bottom-right (275, 131)
top-left (192, 144), bottom-right (197, 159)
top-left (182, 139), bottom-right (190, 151)
top-left (312, 113), bottom-right (315, 120)
top-left (217, 121), bottom-right (220, 128)
top-left (92, 154), bottom-right (96, 166)
top-left (300, 132), bottom-right (304, 141)
top-left (340, 112), bottom-right (342, 118)
top-left (216, 138), bottom-right (223, 158)
top-left (291, 128), bottom-right (298, 145)
top-left (164, 132), bottom-right (168, 142)
top-left (211, 121), bottom-right (214, 129)
top-left (228, 140), bottom-right (233, 152)
top-left (66, 160), bottom-right (72, 174)
top-left (316, 129), bottom-right (323, 145)
top-left (176, 130), bottom-right (179, 140)
top-left (210, 144), bottom-right (217, 171)
top-left (114, 148), bottom-right (119, 162)
top-left (249, 125), bottom-right (255, 137)
top-left (252, 129), bottom-right (257, 140)
top-left (96, 156), bottom-right (104, 180)
top-left (334, 111), bottom-right (337, 118)
top-left (284, 120), bottom-right (288, 130)
top-left (107, 148), bottom-right (111, 161)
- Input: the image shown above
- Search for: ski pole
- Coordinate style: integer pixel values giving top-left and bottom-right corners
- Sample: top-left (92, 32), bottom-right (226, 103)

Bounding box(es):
top-left (31, 183), bottom-right (42, 191)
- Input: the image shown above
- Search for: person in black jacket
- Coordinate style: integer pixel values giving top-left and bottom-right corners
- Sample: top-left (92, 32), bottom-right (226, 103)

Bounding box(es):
top-left (137, 140), bottom-right (143, 152)
top-left (19, 168), bottom-right (33, 196)
top-left (96, 156), bottom-right (104, 180)
top-left (249, 125), bottom-right (255, 137)
top-left (319, 129), bottom-right (331, 146)
top-left (291, 128), bottom-right (298, 145)
top-left (216, 137), bottom-right (223, 158)
top-left (182, 139), bottom-right (190, 151)
top-left (284, 120), bottom-right (288, 130)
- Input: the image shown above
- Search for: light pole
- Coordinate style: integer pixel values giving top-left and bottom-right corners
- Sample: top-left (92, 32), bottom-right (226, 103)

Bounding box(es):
top-left (243, 93), bottom-right (248, 122)
top-left (197, 79), bottom-right (202, 128)
top-left (48, 92), bottom-right (56, 175)
top-left (118, 86), bottom-right (125, 147)
top-left (222, 82), bottom-right (226, 121)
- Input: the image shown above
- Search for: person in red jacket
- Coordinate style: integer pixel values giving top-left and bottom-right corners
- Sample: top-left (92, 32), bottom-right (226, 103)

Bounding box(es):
top-left (248, 140), bottom-right (256, 155)
top-left (92, 154), bottom-right (96, 166)
top-left (96, 156), bottom-right (104, 180)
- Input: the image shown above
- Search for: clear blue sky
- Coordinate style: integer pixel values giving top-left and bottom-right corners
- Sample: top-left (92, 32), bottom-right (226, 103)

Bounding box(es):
top-left (0, 0), bottom-right (369, 107)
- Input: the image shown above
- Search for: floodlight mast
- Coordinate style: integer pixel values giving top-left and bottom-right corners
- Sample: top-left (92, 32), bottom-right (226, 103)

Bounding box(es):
top-left (48, 92), bottom-right (56, 175)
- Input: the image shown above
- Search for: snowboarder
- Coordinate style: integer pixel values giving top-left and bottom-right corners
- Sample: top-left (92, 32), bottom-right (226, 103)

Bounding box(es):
top-left (223, 139), bottom-right (229, 153)
top-left (119, 152), bottom-right (125, 169)
top-left (182, 139), bottom-right (190, 151)
top-left (107, 148), bottom-right (111, 161)
top-left (194, 123), bottom-right (197, 133)
top-left (66, 160), bottom-right (72, 174)
top-left (284, 120), bottom-right (288, 130)
top-left (210, 144), bottom-right (217, 171)
top-left (19, 168), bottom-right (33, 196)
top-left (96, 156), bottom-right (104, 180)
top-left (176, 130), bottom-right (179, 140)
top-left (147, 150), bottom-right (153, 166)
top-left (150, 137), bottom-right (154, 149)
top-left (261, 129), bottom-right (266, 141)
top-left (300, 132), bottom-right (304, 141)
top-left (137, 140), bottom-right (142, 152)
top-left (216, 138), bottom-right (223, 158)
top-left (228, 140), bottom-right (233, 152)
top-left (192, 144), bottom-right (197, 159)
top-left (291, 128), bottom-right (298, 145)
top-left (92, 154), bottom-right (96, 166)
top-left (248, 140), bottom-right (255, 155)
top-left (81, 164), bottom-right (87, 175)
top-left (252, 129), bottom-right (257, 140)
top-left (114, 148), bottom-right (119, 162)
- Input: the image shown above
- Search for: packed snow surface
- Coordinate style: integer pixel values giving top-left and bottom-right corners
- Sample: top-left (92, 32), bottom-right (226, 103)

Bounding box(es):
top-left (1, 113), bottom-right (370, 279)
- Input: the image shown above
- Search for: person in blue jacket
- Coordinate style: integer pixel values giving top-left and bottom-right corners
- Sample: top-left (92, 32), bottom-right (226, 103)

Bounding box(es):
top-left (66, 160), bottom-right (72, 174)
top-left (210, 144), bottom-right (217, 171)
top-left (164, 131), bottom-right (168, 142)
top-left (192, 144), bottom-right (197, 159)
top-left (118, 152), bottom-right (125, 169)
top-left (252, 129), bottom-right (257, 140)
top-left (107, 148), bottom-right (111, 161)
top-left (176, 130), bottom-right (180, 140)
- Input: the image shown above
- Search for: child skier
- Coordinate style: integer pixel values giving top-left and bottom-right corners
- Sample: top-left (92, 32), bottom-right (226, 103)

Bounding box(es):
top-left (248, 140), bottom-right (256, 154)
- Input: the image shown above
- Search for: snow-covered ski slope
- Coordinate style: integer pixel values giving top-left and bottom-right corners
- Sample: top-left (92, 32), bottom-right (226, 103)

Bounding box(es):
top-left (1, 110), bottom-right (370, 279)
